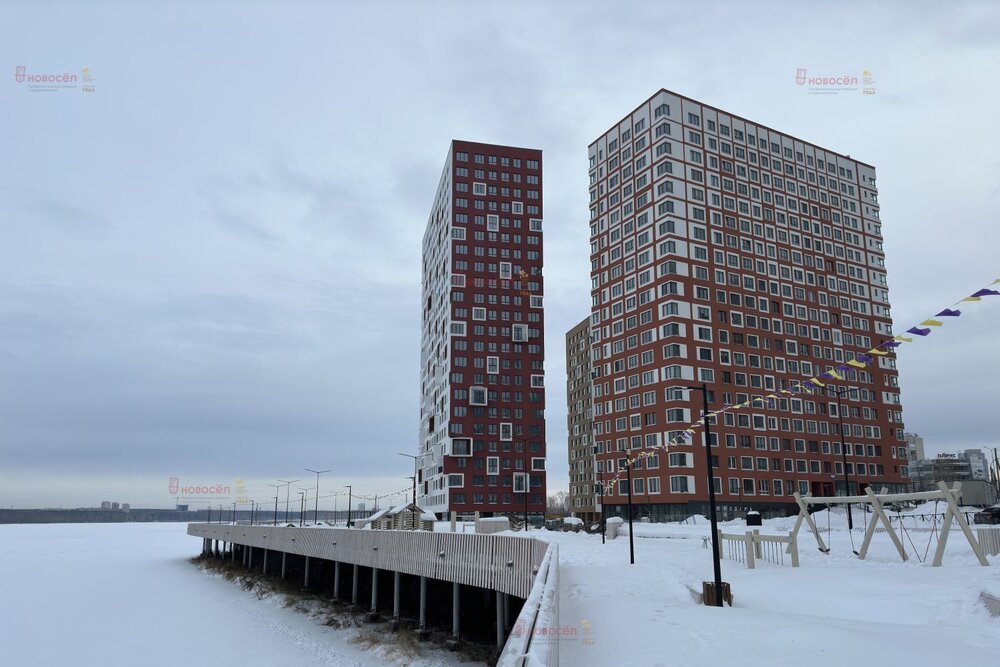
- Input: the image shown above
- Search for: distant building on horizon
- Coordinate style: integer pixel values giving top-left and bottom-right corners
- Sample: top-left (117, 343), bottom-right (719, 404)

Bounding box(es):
top-left (581, 89), bottom-right (907, 521)
top-left (904, 432), bottom-right (925, 463)
top-left (417, 140), bottom-right (546, 520)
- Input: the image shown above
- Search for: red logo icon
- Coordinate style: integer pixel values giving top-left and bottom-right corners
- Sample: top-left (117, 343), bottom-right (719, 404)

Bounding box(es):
top-left (795, 68), bottom-right (807, 85)
top-left (15, 66), bottom-right (25, 83)
top-left (168, 477), bottom-right (180, 494)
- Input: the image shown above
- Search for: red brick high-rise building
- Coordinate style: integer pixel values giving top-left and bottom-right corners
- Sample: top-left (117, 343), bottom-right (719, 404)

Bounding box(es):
top-left (417, 140), bottom-right (546, 520)
top-left (584, 90), bottom-right (908, 521)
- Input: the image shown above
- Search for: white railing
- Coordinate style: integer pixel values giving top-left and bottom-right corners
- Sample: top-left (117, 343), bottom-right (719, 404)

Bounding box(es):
top-left (188, 523), bottom-right (540, 598)
top-left (190, 523), bottom-right (560, 664)
top-left (975, 526), bottom-right (1000, 557)
top-left (497, 541), bottom-right (559, 667)
top-left (718, 529), bottom-right (799, 569)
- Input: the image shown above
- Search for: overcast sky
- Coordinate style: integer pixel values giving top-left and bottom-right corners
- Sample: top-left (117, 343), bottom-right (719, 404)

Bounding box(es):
top-left (2, 1), bottom-right (999, 509)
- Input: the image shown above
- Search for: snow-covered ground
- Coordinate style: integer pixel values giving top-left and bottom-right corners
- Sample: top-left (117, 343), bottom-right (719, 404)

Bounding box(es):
top-left (546, 508), bottom-right (1000, 666)
top-left (0, 522), bottom-right (480, 667)
top-left (3, 515), bottom-right (996, 667)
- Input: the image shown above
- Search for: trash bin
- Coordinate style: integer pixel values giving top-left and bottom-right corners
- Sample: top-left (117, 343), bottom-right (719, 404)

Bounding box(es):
top-left (702, 581), bottom-right (733, 607)
top-left (746, 510), bottom-right (762, 526)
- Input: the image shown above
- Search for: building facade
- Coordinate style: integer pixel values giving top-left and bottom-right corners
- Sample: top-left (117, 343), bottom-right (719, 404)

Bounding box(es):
top-left (911, 448), bottom-right (992, 492)
top-left (418, 140), bottom-right (546, 520)
top-left (565, 317), bottom-right (598, 523)
top-left (586, 90), bottom-right (908, 521)
top-left (904, 432), bottom-right (925, 464)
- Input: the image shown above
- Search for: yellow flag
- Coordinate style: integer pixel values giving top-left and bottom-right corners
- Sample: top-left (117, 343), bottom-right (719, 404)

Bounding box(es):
top-left (868, 347), bottom-right (888, 356)
top-left (919, 319), bottom-right (943, 327)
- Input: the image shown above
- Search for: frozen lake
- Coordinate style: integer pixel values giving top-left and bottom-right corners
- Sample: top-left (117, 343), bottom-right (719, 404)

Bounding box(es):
top-left (0, 522), bottom-right (477, 667)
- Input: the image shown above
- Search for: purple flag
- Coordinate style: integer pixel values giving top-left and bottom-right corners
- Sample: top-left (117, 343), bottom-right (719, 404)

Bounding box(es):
top-left (936, 309), bottom-right (961, 317)
top-left (907, 327), bottom-right (931, 336)
top-left (856, 354), bottom-right (873, 364)
top-left (971, 289), bottom-right (1000, 298)
top-left (879, 340), bottom-right (902, 348)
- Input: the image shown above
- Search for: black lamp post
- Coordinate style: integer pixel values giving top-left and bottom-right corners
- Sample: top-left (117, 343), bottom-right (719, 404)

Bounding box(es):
top-left (596, 450), bottom-right (605, 545)
top-left (684, 383), bottom-right (723, 608)
top-left (278, 479), bottom-right (298, 524)
top-left (835, 385), bottom-right (859, 530)
top-left (398, 453), bottom-right (420, 506)
top-left (406, 476), bottom-right (416, 506)
top-left (523, 446), bottom-right (530, 531)
top-left (268, 484), bottom-right (281, 526)
top-left (624, 458), bottom-right (635, 565)
top-left (345, 485), bottom-right (352, 528)
top-left (306, 468), bottom-right (330, 525)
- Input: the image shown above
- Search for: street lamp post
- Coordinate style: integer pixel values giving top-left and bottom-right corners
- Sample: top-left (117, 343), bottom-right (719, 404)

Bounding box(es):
top-left (835, 385), bottom-right (859, 530)
top-left (297, 491), bottom-right (305, 527)
top-left (624, 458), bottom-right (635, 565)
top-left (305, 468), bottom-right (330, 525)
top-left (345, 485), bottom-right (352, 528)
top-left (278, 479), bottom-right (299, 524)
top-left (596, 453), bottom-right (605, 545)
top-left (406, 476), bottom-right (416, 507)
top-left (249, 499), bottom-right (255, 526)
top-left (398, 453), bottom-right (420, 506)
top-left (268, 484), bottom-right (281, 526)
top-left (523, 447), bottom-right (530, 531)
top-left (684, 383), bottom-right (723, 608)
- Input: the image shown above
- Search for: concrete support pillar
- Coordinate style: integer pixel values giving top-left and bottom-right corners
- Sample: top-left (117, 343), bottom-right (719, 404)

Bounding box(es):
top-left (371, 568), bottom-right (378, 612)
top-left (281, 552), bottom-right (287, 579)
top-left (452, 581), bottom-right (460, 639)
top-left (419, 576), bottom-right (427, 630)
top-left (263, 549), bottom-right (268, 574)
top-left (496, 591), bottom-right (504, 647)
top-left (450, 511), bottom-right (457, 533)
top-left (503, 590), bottom-right (510, 631)
top-left (352, 563), bottom-right (359, 604)
top-left (304, 556), bottom-right (311, 588)
top-left (231, 543), bottom-right (236, 562)
top-left (333, 561), bottom-right (340, 599)
top-left (247, 546), bottom-right (253, 570)
top-left (393, 571), bottom-right (401, 620)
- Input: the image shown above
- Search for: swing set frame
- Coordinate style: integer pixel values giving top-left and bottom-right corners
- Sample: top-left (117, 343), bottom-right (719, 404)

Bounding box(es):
top-left (791, 481), bottom-right (989, 566)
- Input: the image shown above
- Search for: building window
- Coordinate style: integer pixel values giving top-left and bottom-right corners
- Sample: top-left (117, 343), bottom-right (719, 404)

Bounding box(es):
top-left (500, 422), bottom-right (513, 441)
top-left (470, 386), bottom-right (488, 406)
top-left (670, 475), bottom-right (694, 493)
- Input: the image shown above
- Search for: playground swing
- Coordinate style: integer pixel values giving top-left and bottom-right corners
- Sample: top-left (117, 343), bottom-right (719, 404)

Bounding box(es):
top-left (896, 501), bottom-right (940, 564)
top-left (790, 481), bottom-right (989, 567)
